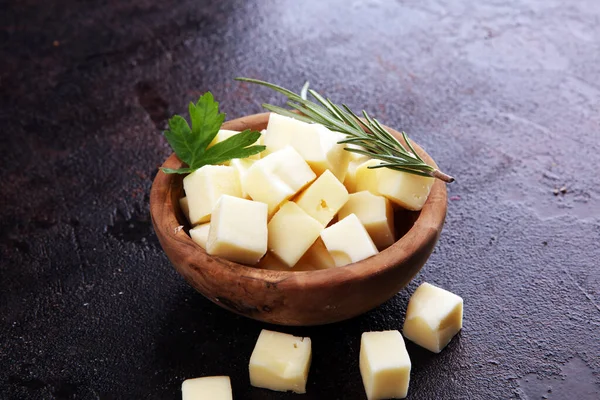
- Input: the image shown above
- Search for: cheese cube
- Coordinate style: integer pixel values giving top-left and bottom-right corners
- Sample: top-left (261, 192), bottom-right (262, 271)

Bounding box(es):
top-left (245, 147), bottom-right (316, 217)
top-left (356, 159), bottom-right (434, 211)
top-left (338, 191), bottom-right (395, 250)
top-left (360, 330), bottom-right (411, 400)
top-left (181, 376), bottom-right (232, 400)
top-left (295, 170), bottom-right (349, 226)
top-left (249, 329), bottom-right (312, 394)
top-left (230, 158), bottom-right (256, 199)
top-left (257, 238), bottom-right (333, 271)
top-left (403, 282), bottom-right (463, 353)
top-left (343, 157), bottom-right (370, 193)
top-left (267, 202), bottom-right (322, 267)
top-left (295, 238), bottom-right (336, 270)
top-left (320, 214), bottom-right (379, 267)
top-left (264, 113), bottom-right (350, 181)
top-left (183, 165), bottom-right (242, 225)
top-left (179, 196), bottom-right (190, 224)
top-left (206, 195), bottom-right (267, 265)
top-left (189, 223), bottom-right (210, 249)
top-left (209, 129), bottom-right (262, 161)
top-left (346, 144), bottom-right (367, 161)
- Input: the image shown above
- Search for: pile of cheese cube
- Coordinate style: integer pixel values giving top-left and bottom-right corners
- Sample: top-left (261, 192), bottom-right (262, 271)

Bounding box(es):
top-left (181, 282), bottom-right (463, 399)
top-left (179, 113), bottom-right (435, 269)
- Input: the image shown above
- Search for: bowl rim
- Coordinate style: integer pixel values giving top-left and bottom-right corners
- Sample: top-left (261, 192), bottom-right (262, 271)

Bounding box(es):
top-left (150, 112), bottom-right (447, 294)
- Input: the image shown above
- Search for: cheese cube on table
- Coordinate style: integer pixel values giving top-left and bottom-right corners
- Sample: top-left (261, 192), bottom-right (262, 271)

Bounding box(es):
top-left (295, 170), bottom-right (349, 226)
top-left (356, 159), bottom-right (434, 211)
top-left (249, 329), bottom-right (312, 394)
top-left (230, 158), bottom-right (256, 199)
top-left (181, 376), bottom-right (232, 400)
top-left (183, 165), bottom-right (242, 225)
top-left (343, 156), bottom-right (370, 193)
top-left (338, 191), bottom-right (395, 250)
top-left (209, 129), bottom-right (262, 161)
top-left (179, 196), bottom-right (190, 224)
top-left (206, 195), bottom-right (267, 265)
top-left (360, 330), bottom-right (411, 400)
top-left (245, 146), bottom-right (316, 217)
top-left (403, 282), bottom-right (463, 353)
top-left (267, 202), bottom-right (323, 267)
top-left (264, 113), bottom-right (350, 181)
top-left (189, 223), bottom-right (210, 249)
top-left (320, 214), bottom-right (379, 267)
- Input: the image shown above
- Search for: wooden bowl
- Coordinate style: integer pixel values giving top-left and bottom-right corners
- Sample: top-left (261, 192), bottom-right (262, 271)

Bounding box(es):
top-left (150, 112), bottom-right (447, 326)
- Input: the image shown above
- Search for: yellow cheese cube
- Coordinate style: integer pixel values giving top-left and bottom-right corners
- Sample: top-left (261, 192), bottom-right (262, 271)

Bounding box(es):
top-left (295, 238), bottom-right (336, 270)
top-left (189, 223), bottom-right (210, 250)
top-left (343, 156), bottom-right (370, 193)
top-left (183, 165), bottom-right (242, 225)
top-left (181, 376), bottom-right (232, 400)
top-left (249, 329), bottom-right (312, 394)
top-left (245, 146), bottom-right (316, 217)
top-left (209, 129), bottom-right (262, 161)
top-left (206, 195), bottom-right (267, 265)
top-left (403, 282), bottom-right (463, 353)
top-left (346, 144), bottom-right (367, 161)
top-left (229, 158), bottom-right (256, 199)
top-left (356, 159), bottom-right (434, 211)
top-left (179, 196), bottom-right (190, 224)
top-left (295, 170), bottom-right (349, 226)
top-left (320, 214), bottom-right (379, 267)
top-left (338, 191), bottom-right (395, 250)
top-left (264, 113), bottom-right (350, 181)
top-left (360, 330), bottom-right (411, 400)
top-left (267, 202), bottom-right (323, 267)
top-left (257, 239), bottom-right (333, 271)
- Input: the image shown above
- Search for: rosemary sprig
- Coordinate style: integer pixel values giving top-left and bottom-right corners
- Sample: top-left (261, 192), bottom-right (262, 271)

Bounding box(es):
top-left (235, 77), bottom-right (454, 183)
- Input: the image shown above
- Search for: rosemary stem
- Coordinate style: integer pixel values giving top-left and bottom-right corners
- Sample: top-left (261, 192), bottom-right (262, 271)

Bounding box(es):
top-left (432, 169), bottom-right (455, 183)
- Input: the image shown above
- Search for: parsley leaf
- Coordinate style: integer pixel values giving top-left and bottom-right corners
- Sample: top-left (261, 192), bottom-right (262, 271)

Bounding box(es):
top-left (160, 92), bottom-right (265, 174)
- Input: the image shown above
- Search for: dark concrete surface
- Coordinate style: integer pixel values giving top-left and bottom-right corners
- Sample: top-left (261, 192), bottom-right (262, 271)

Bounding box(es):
top-left (1, 0), bottom-right (599, 398)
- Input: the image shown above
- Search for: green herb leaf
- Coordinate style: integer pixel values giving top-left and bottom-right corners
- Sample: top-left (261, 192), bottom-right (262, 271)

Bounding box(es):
top-left (161, 92), bottom-right (265, 174)
top-left (199, 130), bottom-right (265, 166)
top-left (159, 167), bottom-right (196, 174)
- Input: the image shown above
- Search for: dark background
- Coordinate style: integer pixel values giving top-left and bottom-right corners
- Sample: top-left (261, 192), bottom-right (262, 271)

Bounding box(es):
top-left (1, 0), bottom-right (599, 399)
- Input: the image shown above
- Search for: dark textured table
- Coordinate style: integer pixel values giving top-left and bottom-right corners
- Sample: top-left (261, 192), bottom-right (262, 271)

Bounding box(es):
top-left (1, 0), bottom-right (599, 399)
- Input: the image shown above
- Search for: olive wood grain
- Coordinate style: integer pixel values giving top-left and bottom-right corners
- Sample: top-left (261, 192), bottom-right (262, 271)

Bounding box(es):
top-left (150, 112), bottom-right (447, 326)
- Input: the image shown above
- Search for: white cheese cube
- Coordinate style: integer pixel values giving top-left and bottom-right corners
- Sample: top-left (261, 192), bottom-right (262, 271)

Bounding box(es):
top-left (249, 329), bottom-right (312, 394)
top-left (338, 191), bottom-right (395, 250)
top-left (403, 282), bottom-right (463, 353)
top-left (267, 202), bottom-right (323, 267)
top-left (245, 146), bottom-right (316, 217)
top-left (295, 170), bottom-right (349, 226)
top-left (295, 238), bottom-right (336, 270)
top-left (264, 113), bottom-right (350, 181)
top-left (181, 376), bottom-right (232, 400)
top-left (346, 144), bottom-right (367, 161)
top-left (206, 195), bottom-right (267, 265)
top-left (189, 223), bottom-right (210, 250)
top-left (360, 330), bottom-right (411, 400)
top-left (343, 156), bottom-right (370, 193)
top-left (230, 158), bottom-right (256, 199)
top-left (356, 159), bottom-right (434, 211)
top-left (183, 165), bottom-right (242, 225)
top-left (320, 214), bottom-right (379, 267)
top-left (179, 196), bottom-right (190, 224)
top-left (209, 129), bottom-right (262, 161)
